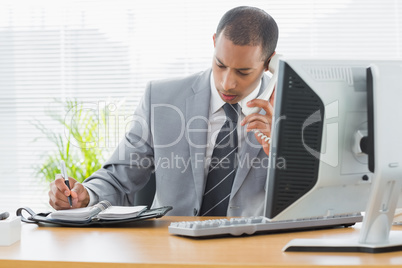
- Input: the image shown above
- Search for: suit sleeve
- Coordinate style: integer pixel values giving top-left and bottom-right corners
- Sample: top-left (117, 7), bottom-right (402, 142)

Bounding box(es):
top-left (83, 82), bottom-right (155, 206)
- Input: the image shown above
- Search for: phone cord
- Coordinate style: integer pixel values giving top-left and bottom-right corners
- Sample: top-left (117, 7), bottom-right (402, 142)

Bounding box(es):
top-left (252, 129), bottom-right (271, 143)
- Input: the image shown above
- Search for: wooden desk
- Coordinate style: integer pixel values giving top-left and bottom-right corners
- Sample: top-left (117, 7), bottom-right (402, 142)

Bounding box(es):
top-left (1, 216), bottom-right (402, 268)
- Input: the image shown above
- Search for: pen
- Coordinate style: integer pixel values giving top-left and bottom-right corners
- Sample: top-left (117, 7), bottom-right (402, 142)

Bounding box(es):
top-left (60, 160), bottom-right (73, 207)
top-left (0, 211), bottom-right (9, 220)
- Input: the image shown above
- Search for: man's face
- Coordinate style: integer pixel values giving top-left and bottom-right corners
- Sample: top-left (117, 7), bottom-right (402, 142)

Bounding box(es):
top-left (212, 33), bottom-right (268, 104)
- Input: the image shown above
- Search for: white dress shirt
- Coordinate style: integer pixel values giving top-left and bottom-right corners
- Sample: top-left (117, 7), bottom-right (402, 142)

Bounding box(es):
top-left (205, 73), bottom-right (261, 177)
top-left (87, 72), bottom-right (262, 206)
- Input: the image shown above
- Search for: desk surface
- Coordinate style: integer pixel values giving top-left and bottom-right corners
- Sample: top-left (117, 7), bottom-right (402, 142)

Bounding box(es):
top-left (1, 216), bottom-right (402, 268)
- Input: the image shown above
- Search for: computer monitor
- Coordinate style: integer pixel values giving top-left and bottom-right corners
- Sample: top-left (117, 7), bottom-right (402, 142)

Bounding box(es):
top-left (264, 58), bottom-right (373, 221)
top-left (356, 63), bottom-right (402, 252)
top-left (268, 58), bottom-right (402, 253)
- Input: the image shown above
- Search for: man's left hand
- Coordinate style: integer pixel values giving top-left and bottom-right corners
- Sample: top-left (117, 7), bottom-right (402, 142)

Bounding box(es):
top-left (240, 90), bottom-right (275, 156)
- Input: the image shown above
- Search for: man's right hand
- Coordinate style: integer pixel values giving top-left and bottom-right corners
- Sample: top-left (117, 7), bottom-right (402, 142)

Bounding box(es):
top-left (49, 174), bottom-right (90, 210)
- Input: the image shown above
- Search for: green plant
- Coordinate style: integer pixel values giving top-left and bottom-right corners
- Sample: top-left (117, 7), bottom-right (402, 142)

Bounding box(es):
top-left (32, 99), bottom-right (111, 183)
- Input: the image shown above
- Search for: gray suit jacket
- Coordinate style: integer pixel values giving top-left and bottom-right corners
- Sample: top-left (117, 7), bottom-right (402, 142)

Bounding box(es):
top-left (84, 68), bottom-right (270, 216)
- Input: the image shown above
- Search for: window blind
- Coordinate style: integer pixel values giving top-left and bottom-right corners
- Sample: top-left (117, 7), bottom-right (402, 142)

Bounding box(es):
top-left (0, 0), bottom-right (400, 213)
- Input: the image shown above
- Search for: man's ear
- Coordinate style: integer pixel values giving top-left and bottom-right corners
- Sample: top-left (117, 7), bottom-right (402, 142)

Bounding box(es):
top-left (213, 33), bottom-right (217, 48)
top-left (264, 51), bottom-right (276, 72)
top-left (264, 62), bottom-right (270, 72)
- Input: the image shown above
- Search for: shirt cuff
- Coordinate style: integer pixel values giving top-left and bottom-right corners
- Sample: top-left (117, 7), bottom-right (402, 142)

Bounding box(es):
top-left (84, 185), bottom-right (99, 206)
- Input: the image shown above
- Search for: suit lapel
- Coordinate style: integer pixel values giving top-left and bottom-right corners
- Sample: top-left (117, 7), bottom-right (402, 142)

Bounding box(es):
top-left (184, 71), bottom-right (271, 204)
top-left (230, 74), bottom-right (270, 199)
top-left (186, 69), bottom-right (211, 208)
top-left (230, 132), bottom-right (262, 197)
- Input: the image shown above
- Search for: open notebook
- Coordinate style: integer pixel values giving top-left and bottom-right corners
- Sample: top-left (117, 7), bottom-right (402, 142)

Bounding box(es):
top-left (17, 201), bottom-right (172, 227)
top-left (49, 200), bottom-right (147, 221)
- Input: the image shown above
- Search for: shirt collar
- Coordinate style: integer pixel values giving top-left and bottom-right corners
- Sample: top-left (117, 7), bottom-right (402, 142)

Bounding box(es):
top-left (210, 72), bottom-right (261, 115)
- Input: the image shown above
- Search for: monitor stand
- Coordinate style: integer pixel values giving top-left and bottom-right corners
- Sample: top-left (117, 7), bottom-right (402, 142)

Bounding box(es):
top-left (283, 232), bottom-right (402, 254)
top-left (283, 168), bottom-right (402, 254)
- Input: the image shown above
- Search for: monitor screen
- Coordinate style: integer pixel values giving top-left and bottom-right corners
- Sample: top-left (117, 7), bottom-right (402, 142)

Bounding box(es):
top-left (264, 59), bottom-right (376, 220)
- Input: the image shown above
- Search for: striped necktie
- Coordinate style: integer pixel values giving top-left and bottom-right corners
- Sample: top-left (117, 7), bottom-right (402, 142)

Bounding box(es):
top-left (200, 103), bottom-right (239, 216)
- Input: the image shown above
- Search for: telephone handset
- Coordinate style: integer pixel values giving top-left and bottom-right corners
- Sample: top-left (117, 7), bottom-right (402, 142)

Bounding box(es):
top-left (241, 53), bottom-right (282, 116)
top-left (241, 53), bottom-right (282, 143)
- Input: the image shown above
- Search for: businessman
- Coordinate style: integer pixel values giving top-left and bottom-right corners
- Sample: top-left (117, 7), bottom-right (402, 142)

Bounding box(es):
top-left (49, 6), bottom-right (279, 216)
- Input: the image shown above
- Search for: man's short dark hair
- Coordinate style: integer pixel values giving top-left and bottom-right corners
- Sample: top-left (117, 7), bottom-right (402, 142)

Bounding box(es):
top-left (216, 6), bottom-right (279, 63)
